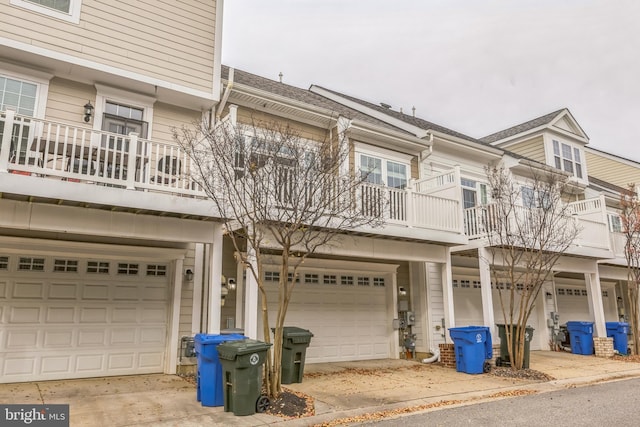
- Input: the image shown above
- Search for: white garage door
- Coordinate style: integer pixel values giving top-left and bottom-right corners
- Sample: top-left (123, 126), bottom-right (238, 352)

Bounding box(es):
top-left (265, 269), bottom-right (390, 363)
top-left (452, 279), bottom-right (541, 349)
top-left (556, 285), bottom-right (617, 323)
top-left (0, 254), bottom-right (171, 383)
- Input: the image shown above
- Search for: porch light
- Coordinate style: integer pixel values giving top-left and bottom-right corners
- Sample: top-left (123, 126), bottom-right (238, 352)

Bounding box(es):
top-left (184, 268), bottom-right (194, 282)
top-left (227, 278), bottom-right (237, 291)
top-left (83, 101), bottom-right (94, 122)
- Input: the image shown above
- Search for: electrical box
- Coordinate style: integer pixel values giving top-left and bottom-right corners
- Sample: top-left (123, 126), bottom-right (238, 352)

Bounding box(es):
top-left (180, 336), bottom-right (195, 358)
top-left (398, 300), bottom-right (409, 312)
top-left (406, 311), bottom-right (415, 326)
top-left (392, 319), bottom-right (405, 330)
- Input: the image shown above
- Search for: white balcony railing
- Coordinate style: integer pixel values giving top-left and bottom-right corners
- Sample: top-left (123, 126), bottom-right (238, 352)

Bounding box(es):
top-left (1, 110), bottom-right (465, 235)
top-left (0, 110), bottom-right (203, 195)
top-left (463, 198), bottom-right (611, 251)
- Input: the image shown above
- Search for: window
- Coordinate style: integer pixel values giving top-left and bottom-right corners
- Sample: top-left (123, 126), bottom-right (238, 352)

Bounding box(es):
top-left (323, 275), bottom-right (337, 285)
top-left (358, 153), bottom-right (409, 189)
top-left (18, 257), bottom-right (45, 271)
top-left (373, 277), bottom-right (385, 287)
top-left (147, 264), bottom-right (167, 276)
top-left (53, 259), bottom-right (78, 272)
top-left (521, 186), bottom-right (535, 208)
top-left (103, 101), bottom-right (148, 141)
top-left (304, 273), bottom-right (319, 284)
top-left (0, 256), bottom-right (8, 270)
top-left (357, 276), bottom-right (370, 286)
top-left (265, 271), bottom-right (280, 282)
top-left (608, 214), bottom-right (623, 233)
top-left (87, 261), bottom-right (109, 274)
top-left (117, 263), bottom-right (139, 275)
top-left (11, 0), bottom-right (81, 23)
top-left (287, 272), bottom-right (299, 283)
top-left (552, 140), bottom-right (583, 179)
top-left (341, 275), bottom-right (354, 286)
top-left (461, 178), bottom-right (487, 209)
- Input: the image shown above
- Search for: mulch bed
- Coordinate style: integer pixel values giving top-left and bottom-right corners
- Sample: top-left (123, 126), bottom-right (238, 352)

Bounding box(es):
top-left (490, 366), bottom-right (555, 381)
top-left (265, 388), bottom-right (315, 419)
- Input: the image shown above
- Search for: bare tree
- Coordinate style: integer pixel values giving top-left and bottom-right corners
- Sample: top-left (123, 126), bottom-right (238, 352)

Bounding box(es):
top-left (482, 164), bottom-right (580, 370)
top-left (620, 184), bottom-right (640, 355)
top-left (174, 116), bottom-right (384, 397)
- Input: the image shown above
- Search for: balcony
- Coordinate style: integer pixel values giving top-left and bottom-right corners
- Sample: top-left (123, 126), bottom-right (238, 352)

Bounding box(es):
top-left (462, 195), bottom-right (613, 257)
top-left (1, 110), bottom-right (467, 242)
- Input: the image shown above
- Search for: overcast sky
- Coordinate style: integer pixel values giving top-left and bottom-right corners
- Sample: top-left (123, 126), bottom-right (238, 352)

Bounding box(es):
top-left (222, 0), bottom-right (640, 161)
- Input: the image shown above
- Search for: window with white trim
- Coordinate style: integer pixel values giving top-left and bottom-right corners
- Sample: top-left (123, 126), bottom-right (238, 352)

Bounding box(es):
top-left (53, 259), bottom-right (78, 272)
top-left (357, 153), bottom-right (409, 189)
top-left (117, 263), bottom-right (139, 275)
top-left (146, 264), bottom-right (167, 276)
top-left (18, 257), bottom-right (45, 271)
top-left (10, 0), bottom-right (82, 24)
top-left (0, 256), bottom-right (8, 270)
top-left (87, 261), bottom-right (109, 274)
top-left (608, 213), bottom-right (623, 233)
top-left (552, 140), bottom-right (583, 179)
top-left (461, 178), bottom-right (488, 209)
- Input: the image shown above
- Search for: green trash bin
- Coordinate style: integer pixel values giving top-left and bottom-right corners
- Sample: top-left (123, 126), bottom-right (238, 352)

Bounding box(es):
top-left (495, 324), bottom-right (534, 369)
top-left (275, 327), bottom-right (314, 384)
top-left (217, 339), bottom-right (272, 416)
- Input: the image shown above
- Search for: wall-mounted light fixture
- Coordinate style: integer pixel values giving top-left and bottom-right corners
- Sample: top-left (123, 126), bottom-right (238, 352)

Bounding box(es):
top-left (83, 101), bottom-right (94, 123)
top-left (227, 278), bottom-right (237, 291)
top-left (184, 268), bottom-right (194, 282)
top-left (398, 286), bottom-right (407, 297)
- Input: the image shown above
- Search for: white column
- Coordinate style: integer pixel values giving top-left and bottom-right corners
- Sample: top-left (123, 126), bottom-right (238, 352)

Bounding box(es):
top-left (191, 243), bottom-right (204, 335)
top-left (441, 248), bottom-right (456, 334)
top-left (235, 254), bottom-right (245, 328)
top-left (167, 258), bottom-right (184, 374)
top-left (244, 244), bottom-right (259, 339)
top-left (125, 132), bottom-right (138, 190)
top-left (206, 224), bottom-right (223, 334)
top-left (478, 247), bottom-right (495, 333)
top-left (0, 109), bottom-right (15, 172)
top-left (585, 270), bottom-right (607, 337)
top-left (388, 270), bottom-right (400, 358)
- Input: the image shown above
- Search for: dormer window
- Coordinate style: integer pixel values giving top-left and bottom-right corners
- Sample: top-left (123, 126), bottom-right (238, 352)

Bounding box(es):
top-left (552, 140), bottom-right (583, 179)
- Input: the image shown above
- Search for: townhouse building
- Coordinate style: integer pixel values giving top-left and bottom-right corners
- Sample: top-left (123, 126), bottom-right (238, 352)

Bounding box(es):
top-left (1, 0), bottom-right (638, 385)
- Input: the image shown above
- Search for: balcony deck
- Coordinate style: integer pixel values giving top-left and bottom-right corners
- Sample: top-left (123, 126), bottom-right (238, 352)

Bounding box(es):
top-left (0, 111), bottom-right (467, 243)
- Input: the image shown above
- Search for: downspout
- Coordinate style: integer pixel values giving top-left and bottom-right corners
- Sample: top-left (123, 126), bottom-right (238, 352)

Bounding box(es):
top-left (215, 67), bottom-right (234, 122)
top-left (422, 347), bottom-right (440, 363)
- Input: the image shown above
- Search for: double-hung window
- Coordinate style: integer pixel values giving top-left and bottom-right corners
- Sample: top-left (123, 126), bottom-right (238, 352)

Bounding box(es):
top-left (461, 178), bottom-right (488, 209)
top-left (552, 140), bottom-right (583, 179)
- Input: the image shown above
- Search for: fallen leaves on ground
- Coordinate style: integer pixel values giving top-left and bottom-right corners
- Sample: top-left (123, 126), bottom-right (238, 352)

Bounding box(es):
top-left (611, 354), bottom-right (640, 363)
top-left (485, 389), bottom-right (537, 398)
top-left (311, 399), bottom-right (464, 427)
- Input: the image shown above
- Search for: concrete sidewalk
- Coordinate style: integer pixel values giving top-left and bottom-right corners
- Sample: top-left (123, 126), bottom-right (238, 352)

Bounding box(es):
top-left (2, 351), bottom-right (640, 426)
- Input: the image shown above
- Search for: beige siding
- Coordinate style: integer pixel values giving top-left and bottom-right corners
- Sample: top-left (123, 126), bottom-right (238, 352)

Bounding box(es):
top-left (507, 136), bottom-right (546, 163)
top-left (236, 108), bottom-right (330, 142)
top-left (153, 102), bottom-right (201, 146)
top-left (586, 151), bottom-right (640, 188)
top-left (2, 0), bottom-right (217, 93)
top-left (46, 78), bottom-right (95, 126)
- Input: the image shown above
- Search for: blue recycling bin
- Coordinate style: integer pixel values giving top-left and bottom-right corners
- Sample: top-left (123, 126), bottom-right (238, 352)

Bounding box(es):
top-left (565, 321), bottom-right (594, 355)
top-left (448, 326), bottom-right (493, 374)
top-left (606, 322), bottom-right (629, 355)
top-left (194, 333), bottom-right (245, 406)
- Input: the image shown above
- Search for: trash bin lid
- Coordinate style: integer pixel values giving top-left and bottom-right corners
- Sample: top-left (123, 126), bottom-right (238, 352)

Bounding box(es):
top-left (194, 333), bottom-right (245, 345)
top-left (218, 339), bottom-right (273, 360)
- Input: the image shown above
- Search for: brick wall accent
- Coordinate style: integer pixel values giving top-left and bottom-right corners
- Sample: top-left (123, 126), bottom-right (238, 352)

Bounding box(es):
top-left (439, 343), bottom-right (456, 368)
top-left (594, 337), bottom-right (614, 358)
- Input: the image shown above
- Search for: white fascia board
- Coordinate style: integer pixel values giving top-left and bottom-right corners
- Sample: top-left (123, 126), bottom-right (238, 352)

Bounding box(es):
top-left (0, 37), bottom-right (218, 103)
top-left (431, 129), bottom-right (503, 157)
top-left (230, 83), bottom-right (340, 123)
top-left (349, 121), bottom-right (429, 152)
top-left (309, 85), bottom-right (429, 138)
top-left (212, 0), bottom-right (224, 102)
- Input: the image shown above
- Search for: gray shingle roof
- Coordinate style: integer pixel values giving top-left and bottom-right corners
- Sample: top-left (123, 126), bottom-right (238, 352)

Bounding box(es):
top-left (311, 85), bottom-right (487, 145)
top-left (480, 109), bottom-right (566, 143)
top-left (221, 66), bottom-right (412, 136)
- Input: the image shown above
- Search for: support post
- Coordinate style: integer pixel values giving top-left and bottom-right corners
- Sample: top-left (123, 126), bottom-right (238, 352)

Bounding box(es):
top-left (0, 109), bottom-right (15, 172)
top-left (244, 244), bottom-right (259, 339)
top-left (441, 248), bottom-right (456, 336)
top-left (585, 270), bottom-right (607, 338)
top-left (206, 224), bottom-right (223, 334)
top-left (478, 247), bottom-right (495, 334)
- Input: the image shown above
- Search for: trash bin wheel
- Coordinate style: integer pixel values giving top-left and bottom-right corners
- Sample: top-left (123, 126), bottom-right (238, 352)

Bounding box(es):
top-left (256, 395), bottom-right (271, 413)
top-left (495, 357), bottom-right (502, 367)
top-left (483, 361), bottom-right (492, 373)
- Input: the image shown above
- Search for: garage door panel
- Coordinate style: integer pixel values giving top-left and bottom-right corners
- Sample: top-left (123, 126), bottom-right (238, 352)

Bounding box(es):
top-left (0, 254), bottom-right (171, 383)
top-left (48, 283), bottom-right (78, 299)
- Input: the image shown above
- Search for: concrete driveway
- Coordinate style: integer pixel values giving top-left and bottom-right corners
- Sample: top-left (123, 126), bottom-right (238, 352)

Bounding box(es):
top-left (2, 351), bottom-right (640, 426)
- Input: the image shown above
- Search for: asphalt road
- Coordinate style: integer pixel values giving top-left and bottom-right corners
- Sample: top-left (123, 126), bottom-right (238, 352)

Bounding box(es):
top-left (365, 377), bottom-right (640, 426)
